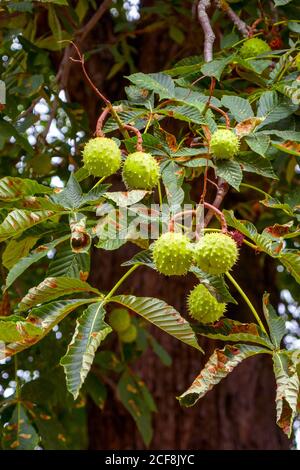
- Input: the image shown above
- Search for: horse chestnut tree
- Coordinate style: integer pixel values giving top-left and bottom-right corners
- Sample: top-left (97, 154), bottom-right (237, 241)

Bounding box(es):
top-left (0, 0), bottom-right (299, 451)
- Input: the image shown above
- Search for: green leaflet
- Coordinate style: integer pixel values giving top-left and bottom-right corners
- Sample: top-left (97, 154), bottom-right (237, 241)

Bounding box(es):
top-left (262, 293), bottom-right (286, 348)
top-left (0, 316), bottom-right (42, 342)
top-left (5, 234), bottom-right (70, 289)
top-left (0, 177), bottom-right (51, 201)
top-left (3, 236), bottom-right (39, 270)
top-left (60, 302), bottom-right (112, 399)
top-left (111, 294), bottom-right (203, 352)
top-left (194, 318), bottom-right (273, 349)
top-left (118, 370), bottom-right (157, 446)
top-left (3, 299), bottom-right (94, 358)
top-left (0, 209), bottom-right (64, 242)
top-left (103, 190), bottom-right (148, 207)
top-left (47, 244), bottom-right (90, 279)
top-left (221, 95), bottom-right (254, 122)
top-left (178, 344), bottom-right (270, 407)
top-left (215, 160), bottom-right (243, 191)
top-left (126, 72), bottom-right (175, 100)
top-left (18, 277), bottom-right (101, 313)
top-left (273, 351), bottom-right (300, 437)
top-left (2, 405), bottom-right (39, 450)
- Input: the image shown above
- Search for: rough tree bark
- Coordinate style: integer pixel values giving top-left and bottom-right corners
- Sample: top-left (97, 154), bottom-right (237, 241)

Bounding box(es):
top-left (62, 4), bottom-right (290, 450)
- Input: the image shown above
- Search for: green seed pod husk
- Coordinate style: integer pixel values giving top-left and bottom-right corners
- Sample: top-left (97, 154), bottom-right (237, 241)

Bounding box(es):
top-left (152, 232), bottom-right (193, 276)
top-left (188, 284), bottom-right (226, 323)
top-left (83, 137), bottom-right (121, 177)
top-left (194, 232), bottom-right (238, 275)
top-left (122, 151), bottom-right (160, 190)
top-left (210, 129), bottom-right (240, 160)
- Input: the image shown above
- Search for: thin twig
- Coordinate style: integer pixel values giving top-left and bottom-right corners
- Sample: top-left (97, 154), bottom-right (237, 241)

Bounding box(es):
top-left (198, 0), bottom-right (215, 62)
top-left (215, 0), bottom-right (249, 37)
top-left (123, 124), bottom-right (143, 151)
top-left (209, 104), bottom-right (231, 128)
top-left (96, 107), bottom-right (110, 137)
top-left (203, 201), bottom-right (227, 232)
top-left (204, 178), bottom-right (229, 226)
top-left (69, 42), bottom-right (129, 138)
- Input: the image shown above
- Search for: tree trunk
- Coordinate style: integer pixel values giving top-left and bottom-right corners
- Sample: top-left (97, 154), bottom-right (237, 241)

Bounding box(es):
top-left (62, 7), bottom-right (290, 450)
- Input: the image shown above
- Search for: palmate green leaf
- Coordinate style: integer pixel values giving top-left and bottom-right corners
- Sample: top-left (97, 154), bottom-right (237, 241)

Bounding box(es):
top-left (215, 160), bottom-right (243, 191)
top-left (60, 302), bottom-right (112, 399)
top-left (111, 295), bottom-right (203, 352)
top-left (2, 236), bottom-right (39, 270)
top-left (0, 177), bottom-right (51, 201)
top-left (2, 299), bottom-right (94, 359)
top-left (273, 351), bottom-right (300, 437)
top-left (178, 344), bottom-right (269, 407)
top-left (235, 152), bottom-right (277, 179)
top-left (221, 95), bottom-right (254, 122)
top-left (118, 370), bottom-right (157, 446)
top-left (2, 405), bottom-right (39, 450)
top-left (0, 209), bottom-right (64, 242)
top-left (5, 234), bottom-right (69, 289)
top-left (194, 318), bottom-right (273, 349)
top-left (190, 266), bottom-right (237, 304)
top-left (126, 72), bottom-right (175, 100)
top-left (18, 277), bottom-right (100, 313)
top-left (48, 245), bottom-right (90, 280)
top-left (262, 293), bottom-right (286, 348)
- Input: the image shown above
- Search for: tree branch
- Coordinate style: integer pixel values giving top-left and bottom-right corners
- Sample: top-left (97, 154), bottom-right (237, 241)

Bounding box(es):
top-left (198, 0), bottom-right (215, 62)
top-left (56, 0), bottom-right (112, 90)
top-left (204, 178), bottom-right (229, 226)
top-left (78, 0), bottom-right (113, 42)
top-left (215, 1), bottom-right (249, 37)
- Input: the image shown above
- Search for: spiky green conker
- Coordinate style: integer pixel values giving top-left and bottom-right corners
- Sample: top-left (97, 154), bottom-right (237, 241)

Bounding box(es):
top-left (295, 52), bottom-right (300, 71)
top-left (240, 38), bottom-right (271, 59)
top-left (210, 129), bottom-right (240, 160)
top-left (119, 324), bottom-right (137, 343)
top-left (122, 152), bottom-right (160, 190)
top-left (82, 137), bottom-right (121, 177)
top-left (152, 232), bottom-right (193, 276)
top-left (194, 232), bottom-right (238, 275)
top-left (188, 284), bottom-right (226, 323)
top-left (109, 308), bottom-right (131, 333)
